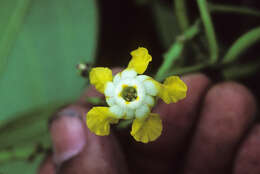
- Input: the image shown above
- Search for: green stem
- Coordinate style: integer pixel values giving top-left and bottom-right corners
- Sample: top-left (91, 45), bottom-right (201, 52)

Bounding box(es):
top-left (174, 0), bottom-right (189, 32)
top-left (155, 42), bottom-right (184, 81)
top-left (86, 97), bottom-right (105, 105)
top-left (116, 119), bottom-right (133, 130)
top-left (155, 21), bottom-right (200, 81)
top-left (208, 2), bottom-right (260, 17)
top-left (197, 0), bottom-right (218, 64)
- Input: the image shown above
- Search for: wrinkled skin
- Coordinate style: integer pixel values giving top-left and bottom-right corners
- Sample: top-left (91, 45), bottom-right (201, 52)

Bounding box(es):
top-left (38, 69), bottom-right (260, 174)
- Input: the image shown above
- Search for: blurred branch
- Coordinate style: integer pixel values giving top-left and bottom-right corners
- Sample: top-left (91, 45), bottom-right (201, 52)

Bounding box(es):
top-left (208, 2), bottom-right (260, 17)
top-left (222, 61), bottom-right (260, 80)
top-left (174, 0), bottom-right (189, 32)
top-left (164, 62), bottom-right (209, 77)
top-left (197, 0), bottom-right (218, 64)
top-left (222, 26), bottom-right (260, 64)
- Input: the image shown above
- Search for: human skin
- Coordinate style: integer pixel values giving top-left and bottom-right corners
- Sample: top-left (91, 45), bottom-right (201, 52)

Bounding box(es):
top-left (38, 70), bottom-right (260, 174)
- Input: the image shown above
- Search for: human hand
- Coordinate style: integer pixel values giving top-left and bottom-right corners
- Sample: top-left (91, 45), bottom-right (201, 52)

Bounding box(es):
top-left (38, 71), bottom-right (259, 174)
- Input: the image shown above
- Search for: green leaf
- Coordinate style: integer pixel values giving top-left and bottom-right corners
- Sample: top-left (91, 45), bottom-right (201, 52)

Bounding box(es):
top-left (222, 26), bottom-right (260, 64)
top-left (0, 0), bottom-right (97, 122)
top-left (197, 0), bottom-right (218, 64)
top-left (0, 0), bottom-right (98, 173)
top-left (0, 0), bottom-right (32, 76)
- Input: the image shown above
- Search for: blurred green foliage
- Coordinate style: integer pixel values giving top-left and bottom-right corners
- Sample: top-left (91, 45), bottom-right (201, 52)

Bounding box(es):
top-left (1, 155), bottom-right (44, 174)
top-left (0, 0), bottom-right (97, 173)
top-left (151, 1), bottom-right (179, 48)
top-left (222, 27), bottom-right (260, 64)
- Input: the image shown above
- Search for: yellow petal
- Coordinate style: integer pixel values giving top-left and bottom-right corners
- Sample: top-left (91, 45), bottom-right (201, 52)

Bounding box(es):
top-left (86, 107), bottom-right (119, 136)
top-left (89, 67), bottom-right (113, 93)
top-left (127, 47), bottom-right (152, 74)
top-left (130, 113), bottom-right (162, 143)
top-left (158, 76), bottom-right (187, 104)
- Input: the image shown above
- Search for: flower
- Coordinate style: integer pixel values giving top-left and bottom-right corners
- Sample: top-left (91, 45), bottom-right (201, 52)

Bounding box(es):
top-left (86, 47), bottom-right (188, 143)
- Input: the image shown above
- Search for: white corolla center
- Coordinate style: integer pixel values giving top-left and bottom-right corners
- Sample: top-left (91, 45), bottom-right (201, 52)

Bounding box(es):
top-left (104, 69), bottom-right (158, 119)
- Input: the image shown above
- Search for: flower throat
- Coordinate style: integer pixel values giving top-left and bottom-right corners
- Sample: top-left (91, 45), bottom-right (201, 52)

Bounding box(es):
top-left (121, 86), bottom-right (137, 102)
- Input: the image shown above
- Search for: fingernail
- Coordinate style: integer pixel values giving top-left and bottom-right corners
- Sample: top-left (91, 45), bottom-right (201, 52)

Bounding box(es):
top-left (50, 108), bottom-right (86, 165)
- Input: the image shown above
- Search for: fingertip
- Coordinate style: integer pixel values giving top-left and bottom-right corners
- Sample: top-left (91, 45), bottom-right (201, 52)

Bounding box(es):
top-left (57, 131), bottom-right (128, 174)
top-left (206, 81), bottom-right (256, 123)
top-left (49, 106), bottom-right (87, 165)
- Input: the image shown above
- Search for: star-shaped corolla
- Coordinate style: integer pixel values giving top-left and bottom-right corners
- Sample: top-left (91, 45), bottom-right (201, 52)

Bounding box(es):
top-left (86, 47), bottom-right (187, 143)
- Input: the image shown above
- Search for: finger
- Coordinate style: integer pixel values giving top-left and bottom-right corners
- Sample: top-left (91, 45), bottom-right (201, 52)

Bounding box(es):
top-left (233, 124), bottom-right (260, 174)
top-left (49, 105), bottom-right (88, 164)
top-left (57, 127), bottom-right (128, 174)
top-left (49, 105), bottom-right (128, 174)
top-left (123, 73), bottom-right (211, 174)
top-left (37, 155), bottom-right (55, 174)
top-left (183, 82), bottom-right (256, 174)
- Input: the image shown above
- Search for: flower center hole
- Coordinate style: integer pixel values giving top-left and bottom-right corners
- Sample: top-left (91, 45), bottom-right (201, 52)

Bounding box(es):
top-left (122, 86), bottom-right (137, 102)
